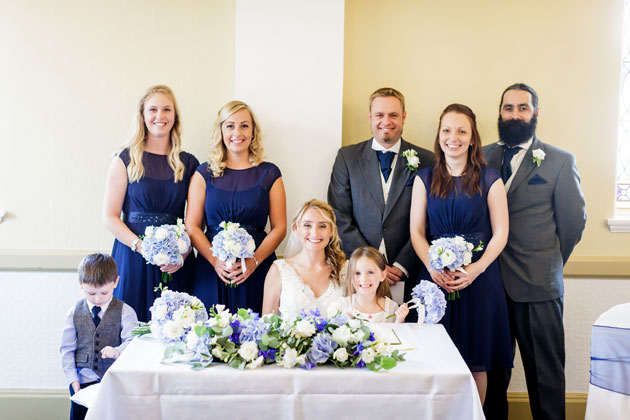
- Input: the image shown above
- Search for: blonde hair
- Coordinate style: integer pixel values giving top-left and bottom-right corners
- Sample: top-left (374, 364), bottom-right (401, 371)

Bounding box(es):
top-left (369, 87), bottom-right (405, 113)
top-left (292, 199), bottom-right (346, 286)
top-left (207, 100), bottom-right (265, 177)
top-left (121, 85), bottom-right (186, 183)
top-left (346, 247), bottom-right (392, 299)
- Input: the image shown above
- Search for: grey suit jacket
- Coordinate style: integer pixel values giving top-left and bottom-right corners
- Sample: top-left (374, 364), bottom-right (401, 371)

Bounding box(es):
top-left (483, 137), bottom-right (586, 302)
top-left (328, 138), bottom-right (435, 274)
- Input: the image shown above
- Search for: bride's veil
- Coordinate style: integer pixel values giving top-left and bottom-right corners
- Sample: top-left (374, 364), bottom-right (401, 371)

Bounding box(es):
top-left (282, 228), bottom-right (302, 259)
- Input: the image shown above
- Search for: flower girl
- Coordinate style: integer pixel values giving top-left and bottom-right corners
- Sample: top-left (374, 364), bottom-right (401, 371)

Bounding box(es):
top-left (341, 247), bottom-right (409, 323)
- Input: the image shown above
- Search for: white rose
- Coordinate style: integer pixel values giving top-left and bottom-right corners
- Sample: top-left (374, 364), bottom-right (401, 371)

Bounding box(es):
top-left (152, 304), bottom-right (168, 320)
top-left (185, 329), bottom-right (199, 350)
top-left (238, 341), bottom-right (259, 361)
top-left (162, 320), bottom-right (184, 340)
top-left (295, 320), bottom-right (316, 338)
top-left (246, 355), bottom-right (264, 370)
top-left (533, 149), bottom-right (546, 160)
top-left (177, 239), bottom-right (189, 254)
top-left (153, 253), bottom-right (170, 266)
top-left (144, 226), bottom-right (155, 237)
top-left (154, 227), bottom-right (169, 241)
top-left (332, 325), bottom-right (351, 346)
top-left (333, 347), bottom-right (348, 362)
top-left (440, 250), bottom-right (456, 266)
top-left (350, 330), bottom-right (365, 344)
top-left (463, 253), bottom-right (472, 266)
top-left (246, 239), bottom-right (256, 254)
top-left (348, 319), bottom-right (361, 330)
top-left (173, 306), bottom-right (196, 328)
top-left (362, 347), bottom-right (376, 364)
top-left (218, 316), bottom-right (230, 328)
top-left (226, 223), bottom-right (240, 234)
top-left (296, 355), bottom-right (306, 366)
top-left (228, 242), bottom-right (242, 255)
top-left (279, 348), bottom-right (298, 368)
top-left (407, 155), bottom-right (420, 167)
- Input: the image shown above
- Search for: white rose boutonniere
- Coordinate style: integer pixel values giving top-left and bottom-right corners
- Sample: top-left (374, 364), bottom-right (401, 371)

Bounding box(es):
top-left (401, 149), bottom-right (420, 171)
top-left (532, 148), bottom-right (546, 167)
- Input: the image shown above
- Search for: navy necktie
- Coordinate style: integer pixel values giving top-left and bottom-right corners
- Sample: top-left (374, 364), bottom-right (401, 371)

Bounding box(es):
top-left (377, 151), bottom-right (396, 182)
top-left (92, 306), bottom-right (101, 327)
top-left (501, 145), bottom-right (521, 183)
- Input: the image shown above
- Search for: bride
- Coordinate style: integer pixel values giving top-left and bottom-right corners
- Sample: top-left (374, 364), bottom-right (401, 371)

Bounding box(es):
top-left (262, 199), bottom-right (346, 318)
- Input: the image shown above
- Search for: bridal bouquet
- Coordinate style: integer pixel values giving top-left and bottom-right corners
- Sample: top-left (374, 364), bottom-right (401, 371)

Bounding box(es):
top-left (211, 221), bottom-right (256, 288)
top-left (140, 218), bottom-right (191, 291)
top-left (135, 298), bottom-right (405, 372)
top-left (428, 236), bottom-right (483, 300)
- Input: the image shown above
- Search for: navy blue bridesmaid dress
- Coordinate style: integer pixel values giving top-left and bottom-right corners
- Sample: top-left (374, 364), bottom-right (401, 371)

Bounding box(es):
top-left (191, 161), bottom-right (281, 314)
top-left (112, 149), bottom-right (199, 322)
top-left (416, 165), bottom-right (512, 371)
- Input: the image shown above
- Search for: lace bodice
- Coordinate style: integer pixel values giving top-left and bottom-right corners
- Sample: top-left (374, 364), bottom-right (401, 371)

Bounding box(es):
top-left (276, 259), bottom-right (345, 319)
top-left (339, 295), bottom-right (399, 323)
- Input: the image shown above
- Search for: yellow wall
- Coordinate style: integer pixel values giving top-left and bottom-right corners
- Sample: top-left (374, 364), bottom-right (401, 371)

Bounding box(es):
top-left (343, 0), bottom-right (628, 258)
top-left (0, 0), bottom-right (235, 252)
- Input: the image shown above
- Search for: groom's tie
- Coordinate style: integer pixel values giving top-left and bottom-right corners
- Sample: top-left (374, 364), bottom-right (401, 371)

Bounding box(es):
top-left (377, 151), bottom-right (396, 182)
top-left (501, 145), bottom-right (521, 183)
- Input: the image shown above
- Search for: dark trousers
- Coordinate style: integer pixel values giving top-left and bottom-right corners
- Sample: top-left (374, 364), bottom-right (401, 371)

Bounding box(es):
top-left (484, 297), bottom-right (565, 420)
top-left (69, 381), bottom-right (98, 420)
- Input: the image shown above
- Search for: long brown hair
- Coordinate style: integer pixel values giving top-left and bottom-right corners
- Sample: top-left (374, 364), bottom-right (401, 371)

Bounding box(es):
top-left (346, 247), bottom-right (392, 300)
top-left (430, 103), bottom-right (486, 198)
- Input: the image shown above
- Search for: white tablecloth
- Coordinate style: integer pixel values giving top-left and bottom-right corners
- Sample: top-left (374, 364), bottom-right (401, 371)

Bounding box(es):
top-left (585, 303), bottom-right (630, 420)
top-left (85, 324), bottom-right (484, 420)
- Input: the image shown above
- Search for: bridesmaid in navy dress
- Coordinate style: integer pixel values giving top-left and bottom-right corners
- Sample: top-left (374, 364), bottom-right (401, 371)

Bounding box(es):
top-left (410, 104), bottom-right (512, 403)
top-left (186, 100), bottom-right (286, 314)
top-left (103, 85), bottom-right (199, 322)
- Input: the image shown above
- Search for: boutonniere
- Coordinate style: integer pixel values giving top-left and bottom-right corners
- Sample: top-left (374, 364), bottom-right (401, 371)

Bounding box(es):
top-left (532, 148), bottom-right (546, 167)
top-left (402, 149), bottom-right (420, 171)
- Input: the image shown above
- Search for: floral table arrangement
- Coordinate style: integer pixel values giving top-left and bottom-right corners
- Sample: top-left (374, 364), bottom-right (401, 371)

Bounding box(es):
top-left (134, 291), bottom-right (405, 372)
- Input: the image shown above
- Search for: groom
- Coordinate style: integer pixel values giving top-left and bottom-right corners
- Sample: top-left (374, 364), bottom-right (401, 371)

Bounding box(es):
top-left (483, 83), bottom-right (587, 420)
top-left (328, 87), bottom-right (434, 307)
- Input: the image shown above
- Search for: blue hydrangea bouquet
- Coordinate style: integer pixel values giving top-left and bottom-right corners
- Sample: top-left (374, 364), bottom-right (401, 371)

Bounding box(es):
top-left (428, 236), bottom-right (483, 300)
top-left (211, 221), bottom-right (256, 288)
top-left (140, 218), bottom-right (191, 291)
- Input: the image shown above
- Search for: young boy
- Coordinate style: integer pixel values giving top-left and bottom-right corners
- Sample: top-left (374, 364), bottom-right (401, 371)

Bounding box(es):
top-left (60, 253), bottom-right (138, 420)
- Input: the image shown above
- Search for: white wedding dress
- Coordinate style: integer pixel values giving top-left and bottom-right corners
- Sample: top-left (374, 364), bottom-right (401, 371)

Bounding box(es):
top-left (275, 259), bottom-right (345, 319)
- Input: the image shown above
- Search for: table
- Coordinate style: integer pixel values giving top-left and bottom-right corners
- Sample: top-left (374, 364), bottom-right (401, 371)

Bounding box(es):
top-left (585, 303), bottom-right (630, 419)
top-left (85, 324), bottom-right (484, 420)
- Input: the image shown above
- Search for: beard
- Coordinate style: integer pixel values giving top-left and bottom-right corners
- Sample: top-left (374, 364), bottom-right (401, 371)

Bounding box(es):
top-left (498, 115), bottom-right (537, 147)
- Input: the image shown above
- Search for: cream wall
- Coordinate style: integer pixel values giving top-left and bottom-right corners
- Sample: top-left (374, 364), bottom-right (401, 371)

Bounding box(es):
top-left (343, 0), bottom-right (630, 258)
top-left (0, 0), bottom-right (235, 253)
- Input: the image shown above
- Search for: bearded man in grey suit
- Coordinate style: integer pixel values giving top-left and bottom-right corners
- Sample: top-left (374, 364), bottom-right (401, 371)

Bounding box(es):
top-left (483, 83), bottom-right (587, 420)
top-left (328, 87), bottom-right (434, 308)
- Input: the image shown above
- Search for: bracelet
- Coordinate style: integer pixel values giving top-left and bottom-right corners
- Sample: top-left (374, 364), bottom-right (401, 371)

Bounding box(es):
top-left (252, 256), bottom-right (259, 266)
top-left (131, 238), bottom-right (140, 253)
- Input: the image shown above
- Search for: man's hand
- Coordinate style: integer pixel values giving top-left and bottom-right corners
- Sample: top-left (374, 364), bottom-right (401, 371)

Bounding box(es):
top-left (385, 265), bottom-right (404, 285)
